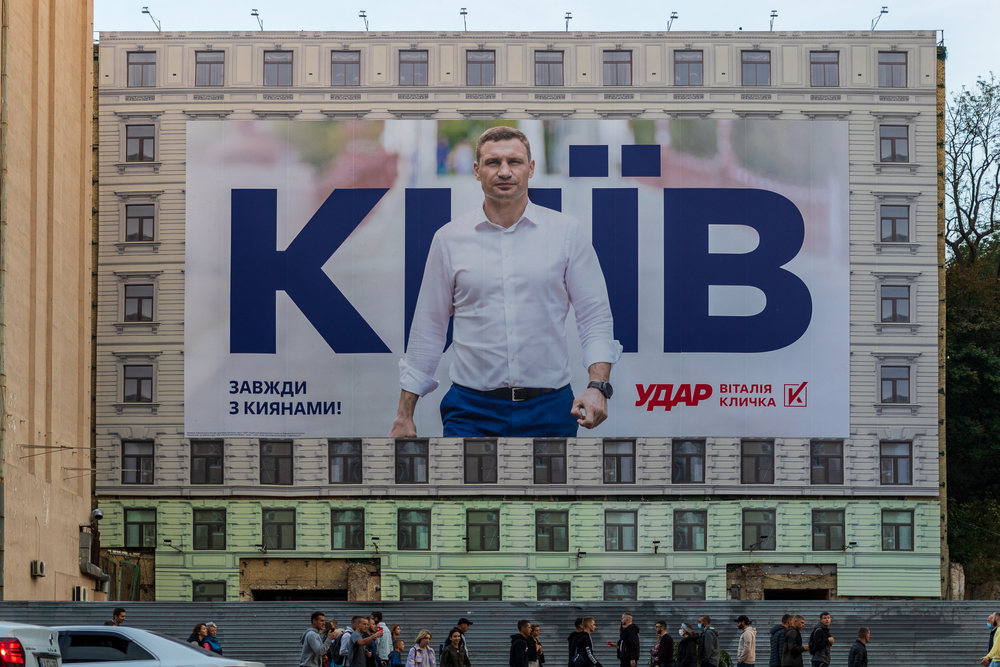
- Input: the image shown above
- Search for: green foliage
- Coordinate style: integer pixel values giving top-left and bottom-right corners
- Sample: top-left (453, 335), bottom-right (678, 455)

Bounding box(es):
top-left (948, 501), bottom-right (1000, 588)
top-left (669, 119), bottom-right (718, 158)
top-left (718, 650), bottom-right (734, 667)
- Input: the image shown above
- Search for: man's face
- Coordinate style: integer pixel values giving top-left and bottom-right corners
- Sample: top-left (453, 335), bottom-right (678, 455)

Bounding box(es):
top-left (820, 615), bottom-right (831, 627)
top-left (736, 622), bottom-right (745, 631)
top-left (585, 619), bottom-right (596, 633)
top-left (621, 615), bottom-right (630, 627)
top-left (474, 139), bottom-right (534, 204)
top-left (459, 623), bottom-right (469, 634)
top-left (863, 631), bottom-right (870, 643)
top-left (359, 619), bottom-right (369, 633)
top-left (793, 619), bottom-right (805, 630)
top-left (654, 624), bottom-right (664, 636)
top-left (314, 615), bottom-right (326, 631)
top-left (115, 612), bottom-right (126, 625)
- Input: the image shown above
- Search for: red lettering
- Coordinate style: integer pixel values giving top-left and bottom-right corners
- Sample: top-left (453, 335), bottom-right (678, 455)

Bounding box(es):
top-left (635, 383), bottom-right (656, 407)
top-left (694, 384), bottom-right (713, 404)
top-left (648, 384), bottom-right (673, 411)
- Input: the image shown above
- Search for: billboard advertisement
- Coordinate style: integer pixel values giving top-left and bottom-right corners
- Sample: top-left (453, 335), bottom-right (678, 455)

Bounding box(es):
top-left (185, 118), bottom-right (848, 438)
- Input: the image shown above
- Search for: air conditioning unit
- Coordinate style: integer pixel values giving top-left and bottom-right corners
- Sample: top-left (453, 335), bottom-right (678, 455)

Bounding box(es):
top-left (30, 560), bottom-right (46, 578)
top-left (72, 586), bottom-right (89, 601)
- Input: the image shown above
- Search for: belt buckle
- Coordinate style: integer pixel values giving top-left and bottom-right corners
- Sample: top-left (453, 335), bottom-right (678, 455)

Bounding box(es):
top-left (511, 386), bottom-right (527, 402)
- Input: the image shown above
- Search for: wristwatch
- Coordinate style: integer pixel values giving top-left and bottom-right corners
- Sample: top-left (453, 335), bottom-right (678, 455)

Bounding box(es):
top-left (587, 381), bottom-right (614, 399)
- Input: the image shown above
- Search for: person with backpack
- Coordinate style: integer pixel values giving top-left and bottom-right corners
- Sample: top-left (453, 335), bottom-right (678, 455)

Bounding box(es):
top-left (696, 617), bottom-right (719, 667)
top-left (768, 616), bottom-right (791, 667)
top-left (568, 619), bottom-right (584, 667)
top-left (651, 621), bottom-right (674, 667)
top-left (781, 616), bottom-right (807, 667)
top-left (388, 639), bottom-right (405, 667)
top-left (300, 612), bottom-right (337, 667)
top-left (675, 624), bottom-right (699, 667)
top-left (511, 620), bottom-right (532, 667)
top-left (806, 614), bottom-right (834, 667)
top-left (407, 630), bottom-right (435, 667)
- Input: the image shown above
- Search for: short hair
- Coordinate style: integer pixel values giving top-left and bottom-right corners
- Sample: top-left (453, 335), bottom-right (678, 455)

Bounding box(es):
top-left (207, 622), bottom-right (217, 628)
top-left (582, 616), bottom-right (595, 626)
top-left (415, 629), bottom-right (432, 644)
top-left (372, 612), bottom-right (383, 622)
top-left (517, 619), bottom-right (531, 631)
top-left (857, 627), bottom-right (870, 639)
top-left (475, 126), bottom-right (532, 163)
top-left (820, 612), bottom-right (831, 619)
top-left (793, 615), bottom-right (805, 622)
top-left (574, 618), bottom-right (583, 629)
top-left (312, 611), bottom-right (325, 622)
top-left (781, 614), bottom-right (792, 624)
top-left (655, 620), bottom-right (667, 628)
top-left (113, 608), bottom-right (126, 616)
top-left (622, 612), bottom-right (632, 620)
top-left (394, 639), bottom-right (405, 649)
top-left (699, 616), bottom-right (711, 625)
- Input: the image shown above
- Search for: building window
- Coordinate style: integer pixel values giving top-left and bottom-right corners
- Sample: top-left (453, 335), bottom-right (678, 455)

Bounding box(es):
top-left (535, 51), bottom-right (564, 86)
top-left (810, 51), bottom-right (839, 87)
top-left (672, 582), bottom-right (706, 601)
top-left (880, 205), bottom-right (910, 242)
top-left (812, 510), bottom-right (845, 551)
top-left (603, 440), bottom-right (635, 483)
top-left (880, 441), bottom-right (912, 485)
top-left (125, 204), bottom-right (155, 241)
top-left (123, 365), bottom-right (153, 402)
top-left (741, 51), bottom-right (771, 86)
top-left (260, 441), bottom-right (293, 485)
top-left (195, 51), bottom-right (224, 86)
top-left (882, 510), bottom-right (914, 551)
top-left (810, 441), bottom-right (844, 485)
top-left (125, 125), bottom-right (155, 162)
top-left (400, 582), bottom-right (433, 601)
top-left (191, 441), bottom-right (224, 484)
top-left (124, 285), bottom-right (154, 322)
top-left (604, 582), bottom-right (637, 601)
top-left (672, 440), bottom-right (705, 483)
top-left (605, 510), bottom-right (637, 552)
top-left (395, 440), bottom-right (428, 483)
top-left (398, 509), bottom-right (431, 550)
top-left (741, 440), bottom-right (774, 484)
top-left (603, 51), bottom-right (632, 86)
top-left (673, 50), bottom-right (703, 86)
top-left (881, 286), bottom-right (911, 323)
top-left (122, 441), bottom-right (153, 485)
top-left (331, 51), bottom-right (361, 86)
top-left (880, 126), bottom-right (909, 162)
top-left (880, 366), bottom-right (910, 404)
top-left (193, 510), bottom-right (226, 550)
top-left (467, 510), bottom-right (500, 551)
top-left (674, 510), bottom-right (707, 551)
top-left (466, 50), bottom-right (495, 86)
top-left (127, 52), bottom-right (156, 87)
top-left (469, 582), bottom-right (502, 601)
top-left (742, 509), bottom-right (776, 551)
top-left (329, 440), bottom-right (362, 484)
top-left (878, 52), bottom-right (907, 87)
top-left (264, 51), bottom-right (293, 86)
top-left (534, 440), bottom-right (567, 484)
top-left (124, 509), bottom-right (156, 548)
top-left (193, 581), bottom-right (226, 602)
top-left (262, 509), bottom-right (295, 550)
top-left (399, 51), bottom-right (428, 86)
top-left (536, 510), bottom-right (569, 552)
top-left (331, 509), bottom-right (365, 550)
top-left (537, 582), bottom-right (571, 601)
top-left (465, 439), bottom-right (497, 483)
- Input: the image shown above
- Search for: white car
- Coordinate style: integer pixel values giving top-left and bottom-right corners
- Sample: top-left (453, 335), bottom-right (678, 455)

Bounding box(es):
top-left (0, 620), bottom-right (61, 667)
top-left (54, 627), bottom-right (263, 667)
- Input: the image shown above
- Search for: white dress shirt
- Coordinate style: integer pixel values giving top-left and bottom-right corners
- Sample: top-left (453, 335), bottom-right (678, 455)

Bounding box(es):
top-left (399, 200), bottom-right (622, 395)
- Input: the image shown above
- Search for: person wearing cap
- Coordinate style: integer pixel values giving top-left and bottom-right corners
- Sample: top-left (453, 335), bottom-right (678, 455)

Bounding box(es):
top-left (457, 618), bottom-right (473, 659)
top-left (675, 624), bottom-right (698, 667)
top-left (204, 622), bottom-right (223, 655)
top-left (734, 617), bottom-right (755, 667)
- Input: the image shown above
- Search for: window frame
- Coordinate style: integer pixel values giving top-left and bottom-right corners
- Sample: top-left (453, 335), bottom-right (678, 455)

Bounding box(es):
top-left (124, 508), bottom-right (157, 548)
top-left (469, 581), bottom-right (502, 601)
top-left (672, 439), bottom-right (706, 484)
top-left (811, 509), bottom-right (846, 551)
top-left (262, 508), bottom-right (296, 550)
top-left (331, 508), bottom-right (366, 550)
top-left (603, 50), bottom-right (633, 86)
top-left (192, 581), bottom-right (227, 602)
top-left (742, 508), bottom-right (776, 551)
top-left (672, 581), bottom-right (706, 601)
top-left (534, 439), bottom-right (567, 484)
top-left (193, 509), bottom-right (227, 551)
top-left (603, 581), bottom-right (637, 601)
top-left (466, 509), bottom-right (500, 552)
top-left (604, 510), bottom-right (638, 552)
top-left (399, 581), bottom-right (433, 601)
top-left (123, 365), bottom-right (153, 403)
top-left (127, 51), bottom-right (156, 87)
top-left (399, 50), bottom-right (429, 86)
top-left (260, 440), bottom-right (294, 485)
top-left (809, 51), bottom-right (840, 87)
top-left (195, 50), bottom-right (225, 87)
top-left (673, 510), bottom-right (708, 552)
top-left (880, 204), bottom-right (911, 242)
top-left (331, 50), bottom-right (361, 87)
top-left (263, 51), bottom-right (293, 86)
top-left (603, 439), bottom-right (636, 484)
top-left (191, 440), bottom-right (224, 485)
top-left (125, 125), bottom-right (156, 162)
top-left (880, 365), bottom-right (911, 404)
top-left (534, 50), bottom-right (564, 86)
top-left (397, 508), bottom-right (431, 551)
top-left (810, 440), bottom-right (844, 485)
top-left (395, 440), bottom-right (429, 484)
top-left (464, 439), bottom-right (498, 484)
top-left (537, 581), bottom-right (571, 601)
top-left (673, 50), bottom-right (704, 86)
top-left (879, 125), bottom-right (910, 163)
top-left (329, 439), bottom-right (363, 484)
top-left (535, 510), bottom-right (569, 552)
top-left (123, 284), bottom-right (154, 323)
top-left (122, 441), bottom-right (154, 485)
top-left (125, 203), bottom-right (156, 242)
top-left (466, 50), bottom-right (496, 86)
top-left (880, 441), bottom-right (913, 485)
top-left (878, 51), bottom-right (908, 88)
top-left (741, 50), bottom-right (771, 86)
top-left (741, 440), bottom-right (775, 484)
top-left (880, 285), bottom-right (911, 323)
top-left (882, 509), bottom-right (915, 551)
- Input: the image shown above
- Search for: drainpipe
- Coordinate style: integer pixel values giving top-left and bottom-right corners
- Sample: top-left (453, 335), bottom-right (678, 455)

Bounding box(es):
top-left (0, 0), bottom-right (11, 602)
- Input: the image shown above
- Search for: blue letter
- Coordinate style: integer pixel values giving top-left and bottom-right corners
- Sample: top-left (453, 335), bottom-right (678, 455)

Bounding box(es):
top-left (592, 188), bottom-right (639, 353)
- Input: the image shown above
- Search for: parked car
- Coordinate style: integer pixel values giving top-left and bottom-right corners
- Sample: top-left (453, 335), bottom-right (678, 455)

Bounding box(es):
top-left (53, 627), bottom-right (263, 667)
top-left (0, 620), bottom-right (61, 667)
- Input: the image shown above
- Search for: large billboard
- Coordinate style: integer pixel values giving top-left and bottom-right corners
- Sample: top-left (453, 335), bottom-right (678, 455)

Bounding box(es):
top-left (185, 119), bottom-right (849, 438)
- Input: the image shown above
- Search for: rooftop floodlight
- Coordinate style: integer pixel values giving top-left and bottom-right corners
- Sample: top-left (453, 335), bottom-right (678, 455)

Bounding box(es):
top-left (460, 7), bottom-right (468, 31)
top-left (769, 10), bottom-right (778, 31)
top-left (141, 7), bottom-right (161, 32)
top-left (871, 6), bottom-right (888, 31)
top-left (359, 10), bottom-right (369, 31)
top-left (565, 12), bottom-right (572, 32)
top-left (251, 9), bottom-right (263, 31)
top-left (667, 11), bottom-right (678, 31)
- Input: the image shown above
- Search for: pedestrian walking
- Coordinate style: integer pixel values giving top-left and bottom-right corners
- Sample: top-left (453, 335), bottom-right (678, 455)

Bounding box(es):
top-left (806, 613), bottom-right (833, 667)
top-left (651, 621), bottom-right (673, 667)
top-left (987, 614), bottom-right (1000, 665)
top-left (983, 619), bottom-right (1000, 667)
top-left (846, 628), bottom-right (868, 667)
top-left (457, 619), bottom-right (473, 660)
top-left (388, 639), bottom-right (405, 667)
top-left (301, 612), bottom-right (336, 667)
top-left (529, 624), bottom-right (546, 667)
top-left (733, 616), bottom-right (755, 667)
top-left (697, 617), bottom-right (719, 667)
top-left (441, 628), bottom-right (471, 667)
top-left (188, 623), bottom-right (208, 648)
top-left (511, 620), bottom-right (531, 667)
top-left (340, 618), bottom-right (359, 667)
top-left (781, 616), bottom-right (807, 667)
top-left (568, 619), bottom-right (584, 667)
top-left (373, 612), bottom-right (392, 667)
top-left (675, 624), bottom-right (698, 667)
top-left (768, 616), bottom-right (791, 667)
top-left (407, 630), bottom-right (436, 667)
top-left (576, 617), bottom-right (602, 667)
top-left (104, 607), bottom-right (126, 627)
top-left (348, 616), bottom-right (383, 667)
top-left (204, 622), bottom-right (223, 655)
top-left (617, 613), bottom-right (640, 667)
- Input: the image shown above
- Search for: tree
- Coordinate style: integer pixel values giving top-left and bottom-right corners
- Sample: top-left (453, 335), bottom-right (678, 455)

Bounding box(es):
top-left (946, 75), bottom-right (1000, 266)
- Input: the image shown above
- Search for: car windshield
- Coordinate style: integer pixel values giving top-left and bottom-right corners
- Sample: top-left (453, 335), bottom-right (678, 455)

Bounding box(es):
top-left (147, 631), bottom-right (220, 657)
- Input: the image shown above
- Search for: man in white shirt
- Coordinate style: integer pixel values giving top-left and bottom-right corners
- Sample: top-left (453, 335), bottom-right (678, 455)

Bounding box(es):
top-left (391, 126), bottom-right (621, 438)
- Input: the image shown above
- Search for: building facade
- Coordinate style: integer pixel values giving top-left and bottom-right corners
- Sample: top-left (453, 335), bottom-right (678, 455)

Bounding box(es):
top-left (94, 28), bottom-right (944, 601)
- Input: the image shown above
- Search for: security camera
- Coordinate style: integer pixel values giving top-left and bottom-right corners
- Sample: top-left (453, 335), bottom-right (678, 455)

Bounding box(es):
top-left (90, 509), bottom-right (104, 522)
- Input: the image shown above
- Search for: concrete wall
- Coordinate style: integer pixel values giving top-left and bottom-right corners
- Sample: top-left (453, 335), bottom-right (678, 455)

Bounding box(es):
top-left (0, 0), bottom-right (97, 599)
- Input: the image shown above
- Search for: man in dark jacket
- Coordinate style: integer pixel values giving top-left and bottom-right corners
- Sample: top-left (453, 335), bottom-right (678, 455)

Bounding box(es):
top-left (618, 613), bottom-right (640, 667)
top-left (846, 628), bottom-right (868, 667)
top-left (511, 620), bottom-right (531, 667)
top-left (652, 621), bottom-right (674, 667)
top-left (568, 619), bottom-right (584, 667)
top-left (781, 616), bottom-right (807, 667)
top-left (697, 617), bottom-right (719, 667)
top-left (769, 615), bottom-right (791, 667)
top-left (578, 617), bottom-right (603, 667)
top-left (807, 613), bottom-right (833, 667)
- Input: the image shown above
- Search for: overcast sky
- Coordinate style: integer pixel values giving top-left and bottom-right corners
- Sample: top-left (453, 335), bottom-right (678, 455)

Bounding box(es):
top-left (96, 0), bottom-right (996, 98)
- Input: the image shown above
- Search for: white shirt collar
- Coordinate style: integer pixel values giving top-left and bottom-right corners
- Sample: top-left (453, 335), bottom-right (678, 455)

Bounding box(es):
top-left (474, 199), bottom-right (541, 231)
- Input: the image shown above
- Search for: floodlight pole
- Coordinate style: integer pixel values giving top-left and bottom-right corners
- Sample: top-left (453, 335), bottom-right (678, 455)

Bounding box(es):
top-left (667, 12), bottom-right (678, 31)
top-left (871, 6), bottom-right (888, 31)
top-left (565, 12), bottom-right (572, 32)
top-left (141, 7), bottom-right (161, 32)
top-left (359, 10), bottom-right (369, 32)
top-left (460, 8), bottom-right (467, 31)
top-left (251, 9), bottom-right (263, 31)
top-left (769, 10), bottom-right (778, 31)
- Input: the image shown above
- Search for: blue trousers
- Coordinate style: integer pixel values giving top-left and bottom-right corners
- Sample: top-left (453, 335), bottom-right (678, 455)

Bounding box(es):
top-left (440, 384), bottom-right (578, 437)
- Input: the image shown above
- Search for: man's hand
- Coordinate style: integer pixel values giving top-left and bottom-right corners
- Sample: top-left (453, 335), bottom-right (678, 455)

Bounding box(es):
top-left (828, 637), bottom-right (834, 645)
top-left (389, 390), bottom-right (419, 436)
top-left (630, 661), bottom-right (636, 667)
top-left (572, 388), bottom-right (607, 429)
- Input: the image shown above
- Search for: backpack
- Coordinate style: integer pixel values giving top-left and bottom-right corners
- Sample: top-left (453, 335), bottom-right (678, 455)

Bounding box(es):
top-left (807, 628), bottom-right (823, 656)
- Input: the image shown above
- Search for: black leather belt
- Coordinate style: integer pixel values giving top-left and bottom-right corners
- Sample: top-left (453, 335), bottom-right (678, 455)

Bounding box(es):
top-left (457, 384), bottom-right (559, 402)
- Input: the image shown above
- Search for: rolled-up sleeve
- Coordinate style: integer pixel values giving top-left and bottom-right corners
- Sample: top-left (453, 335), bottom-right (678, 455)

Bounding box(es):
top-left (565, 224), bottom-right (623, 370)
top-left (399, 234), bottom-right (454, 396)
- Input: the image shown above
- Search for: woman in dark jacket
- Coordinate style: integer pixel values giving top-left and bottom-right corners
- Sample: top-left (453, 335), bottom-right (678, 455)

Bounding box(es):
top-left (187, 623), bottom-right (208, 649)
top-left (674, 624), bottom-right (698, 667)
top-left (440, 629), bottom-right (471, 667)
